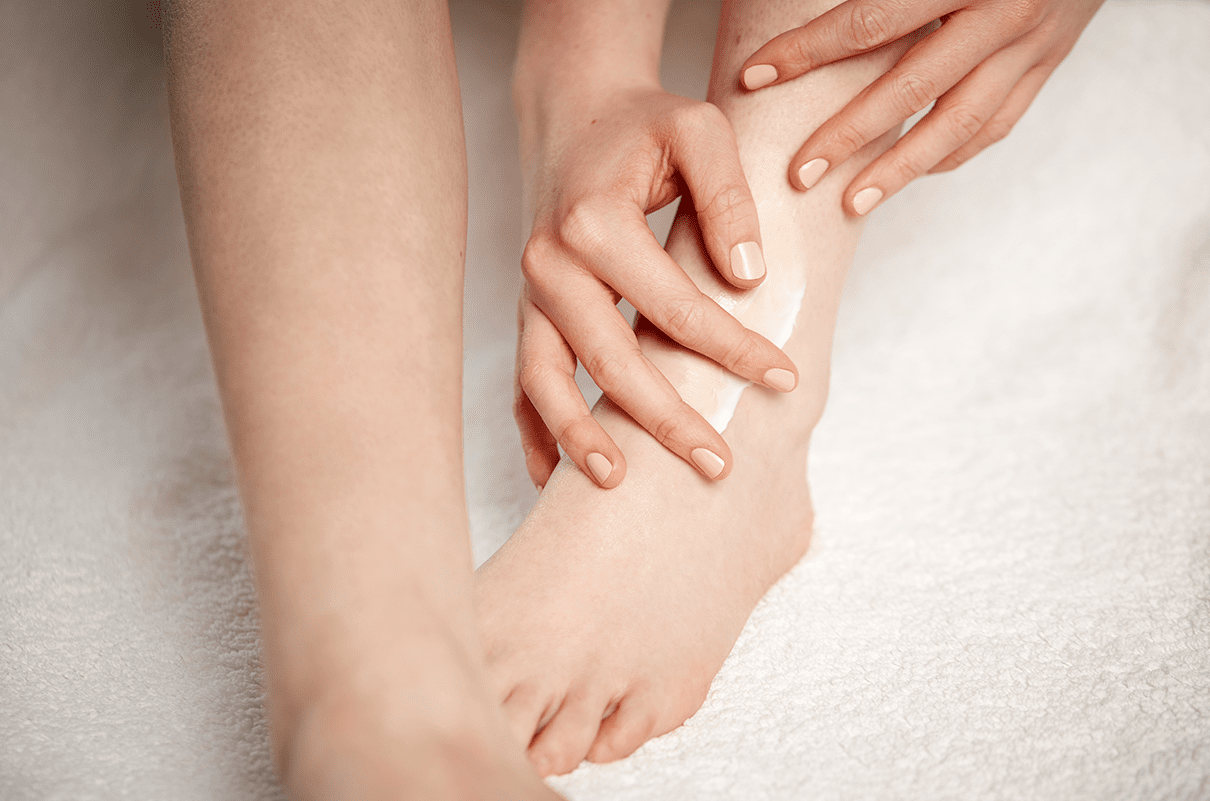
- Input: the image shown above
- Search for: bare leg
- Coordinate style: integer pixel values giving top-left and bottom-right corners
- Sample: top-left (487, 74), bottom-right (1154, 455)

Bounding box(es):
top-left (164, 1), bottom-right (558, 797)
top-left (476, 0), bottom-right (914, 777)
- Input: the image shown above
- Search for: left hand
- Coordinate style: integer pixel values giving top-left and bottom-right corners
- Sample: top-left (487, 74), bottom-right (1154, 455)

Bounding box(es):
top-left (739, 0), bottom-right (1106, 214)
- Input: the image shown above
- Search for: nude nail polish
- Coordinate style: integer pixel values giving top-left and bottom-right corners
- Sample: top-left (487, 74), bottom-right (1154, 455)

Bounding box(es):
top-left (852, 187), bottom-right (883, 215)
top-left (730, 241), bottom-right (766, 281)
top-left (586, 452), bottom-right (613, 485)
top-left (742, 64), bottom-right (778, 90)
top-left (763, 367), bottom-right (796, 392)
top-left (797, 158), bottom-right (828, 190)
top-left (691, 447), bottom-right (726, 479)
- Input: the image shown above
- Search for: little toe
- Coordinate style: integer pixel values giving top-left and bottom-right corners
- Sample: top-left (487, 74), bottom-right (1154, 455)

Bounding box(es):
top-left (526, 692), bottom-right (609, 777)
top-left (585, 696), bottom-right (660, 764)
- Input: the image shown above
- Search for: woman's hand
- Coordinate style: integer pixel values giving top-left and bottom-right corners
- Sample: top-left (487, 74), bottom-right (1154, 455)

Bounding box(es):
top-left (515, 85), bottom-right (799, 490)
top-left (740, 0), bottom-right (1106, 214)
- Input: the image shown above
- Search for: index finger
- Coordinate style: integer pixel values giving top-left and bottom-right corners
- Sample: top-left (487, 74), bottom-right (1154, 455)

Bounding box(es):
top-left (740, 0), bottom-right (956, 90)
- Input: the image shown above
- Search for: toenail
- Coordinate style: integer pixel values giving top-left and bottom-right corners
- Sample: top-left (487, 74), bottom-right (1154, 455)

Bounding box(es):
top-left (690, 447), bottom-right (726, 479)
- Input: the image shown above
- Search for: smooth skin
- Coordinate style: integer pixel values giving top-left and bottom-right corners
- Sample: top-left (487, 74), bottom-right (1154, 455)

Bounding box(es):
top-left (741, 0), bottom-right (1106, 213)
top-left (480, 0), bottom-right (918, 778)
top-left (512, 0), bottom-right (801, 490)
top-left (163, 1), bottom-right (558, 798)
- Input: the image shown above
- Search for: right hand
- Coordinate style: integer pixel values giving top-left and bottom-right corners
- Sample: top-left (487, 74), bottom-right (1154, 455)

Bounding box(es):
top-left (516, 85), bottom-right (799, 490)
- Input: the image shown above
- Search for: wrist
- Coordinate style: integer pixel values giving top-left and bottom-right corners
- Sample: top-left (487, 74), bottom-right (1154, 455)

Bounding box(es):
top-left (512, 0), bottom-right (671, 159)
top-left (513, 71), bottom-right (659, 170)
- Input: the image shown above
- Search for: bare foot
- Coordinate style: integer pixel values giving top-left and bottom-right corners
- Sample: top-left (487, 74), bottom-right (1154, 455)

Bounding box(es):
top-left (279, 627), bottom-right (566, 800)
top-left (476, 0), bottom-right (913, 777)
top-left (476, 198), bottom-right (835, 776)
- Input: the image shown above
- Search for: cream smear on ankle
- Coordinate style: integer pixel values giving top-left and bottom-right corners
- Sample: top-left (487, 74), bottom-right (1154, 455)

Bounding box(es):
top-left (654, 239), bottom-right (808, 434)
top-left (705, 276), bottom-right (807, 432)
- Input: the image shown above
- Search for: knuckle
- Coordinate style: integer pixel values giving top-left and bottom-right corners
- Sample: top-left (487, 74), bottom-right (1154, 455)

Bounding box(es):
top-left (1004, 0), bottom-right (1047, 31)
top-left (892, 72), bottom-right (938, 114)
top-left (937, 153), bottom-right (966, 172)
top-left (846, 3), bottom-right (896, 51)
top-left (556, 200), bottom-right (608, 255)
top-left (948, 103), bottom-right (987, 141)
top-left (890, 153), bottom-right (924, 184)
top-left (674, 101), bottom-right (726, 133)
top-left (552, 415), bottom-right (592, 450)
top-left (520, 234), bottom-right (560, 288)
top-left (669, 102), bottom-right (729, 148)
top-left (829, 122), bottom-right (868, 156)
top-left (696, 183), bottom-right (749, 231)
top-left (981, 117), bottom-right (1015, 145)
top-left (785, 32), bottom-right (814, 71)
top-left (719, 332), bottom-right (762, 374)
top-left (650, 405), bottom-right (686, 447)
top-left (583, 350), bottom-right (629, 393)
top-left (516, 360), bottom-right (547, 396)
top-left (660, 295), bottom-right (709, 345)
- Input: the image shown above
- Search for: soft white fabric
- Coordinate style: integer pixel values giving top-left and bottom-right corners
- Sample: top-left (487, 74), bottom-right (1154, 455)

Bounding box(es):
top-left (2, 1), bottom-right (1208, 799)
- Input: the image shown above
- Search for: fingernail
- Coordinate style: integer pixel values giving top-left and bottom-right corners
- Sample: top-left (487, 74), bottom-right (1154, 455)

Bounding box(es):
top-left (852, 187), bottom-right (883, 215)
top-left (586, 452), bottom-right (613, 485)
top-left (690, 447), bottom-right (726, 479)
top-left (797, 158), bottom-right (828, 190)
top-left (763, 367), bottom-right (796, 392)
top-left (730, 241), bottom-right (766, 281)
top-left (742, 64), bottom-right (778, 91)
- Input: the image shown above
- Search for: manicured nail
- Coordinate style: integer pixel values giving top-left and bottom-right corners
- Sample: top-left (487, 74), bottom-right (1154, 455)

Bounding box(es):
top-left (586, 452), bottom-right (613, 485)
top-left (730, 241), bottom-right (766, 281)
top-left (797, 158), bottom-right (829, 190)
top-left (690, 447), bottom-right (726, 479)
top-left (852, 187), bottom-right (883, 215)
top-left (763, 367), bottom-right (796, 392)
top-left (742, 64), bottom-right (778, 90)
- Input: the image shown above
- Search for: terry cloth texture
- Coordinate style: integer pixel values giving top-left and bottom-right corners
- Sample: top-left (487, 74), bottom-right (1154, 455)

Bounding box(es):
top-left (2, 2), bottom-right (1208, 799)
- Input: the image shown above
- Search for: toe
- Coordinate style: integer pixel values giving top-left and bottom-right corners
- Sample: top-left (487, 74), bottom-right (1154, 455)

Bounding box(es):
top-left (500, 683), bottom-right (554, 750)
top-left (585, 695), bottom-right (660, 764)
top-left (526, 691), bottom-right (609, 777)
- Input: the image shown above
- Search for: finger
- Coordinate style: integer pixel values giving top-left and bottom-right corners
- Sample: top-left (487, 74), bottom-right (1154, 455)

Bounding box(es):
top-left (929, 63), bottom-right (1054, 174)
top-left (514, 390), bottom-right (560, 490)
top-left (529, 272), bottom-right (735, 481)
top-left (840, 45), bottom-right (1034, 214)
top-left (513, 296), bottom-right (560, 489)
top-left (669, 103), bottom-right (766, 289)
top-left (787, 12), bottom-right (1018, 191)
top-left (557, 210), bottom-right (798, 394)
top-left (517, 299), bottom-right (627, 489)
top-left (740, 0), bottom-right (957, 91)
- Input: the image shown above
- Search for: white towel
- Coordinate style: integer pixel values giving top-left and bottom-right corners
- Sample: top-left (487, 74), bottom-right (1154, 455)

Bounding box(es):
top-left (2, 2), bottom-right (1207, 799)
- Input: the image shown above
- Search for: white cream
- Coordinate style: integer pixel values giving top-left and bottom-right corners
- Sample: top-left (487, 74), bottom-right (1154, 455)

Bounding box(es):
top-left (703, 278), bottom-right (806, 432)
top-left (648, 213), bottom-right (810, 435)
